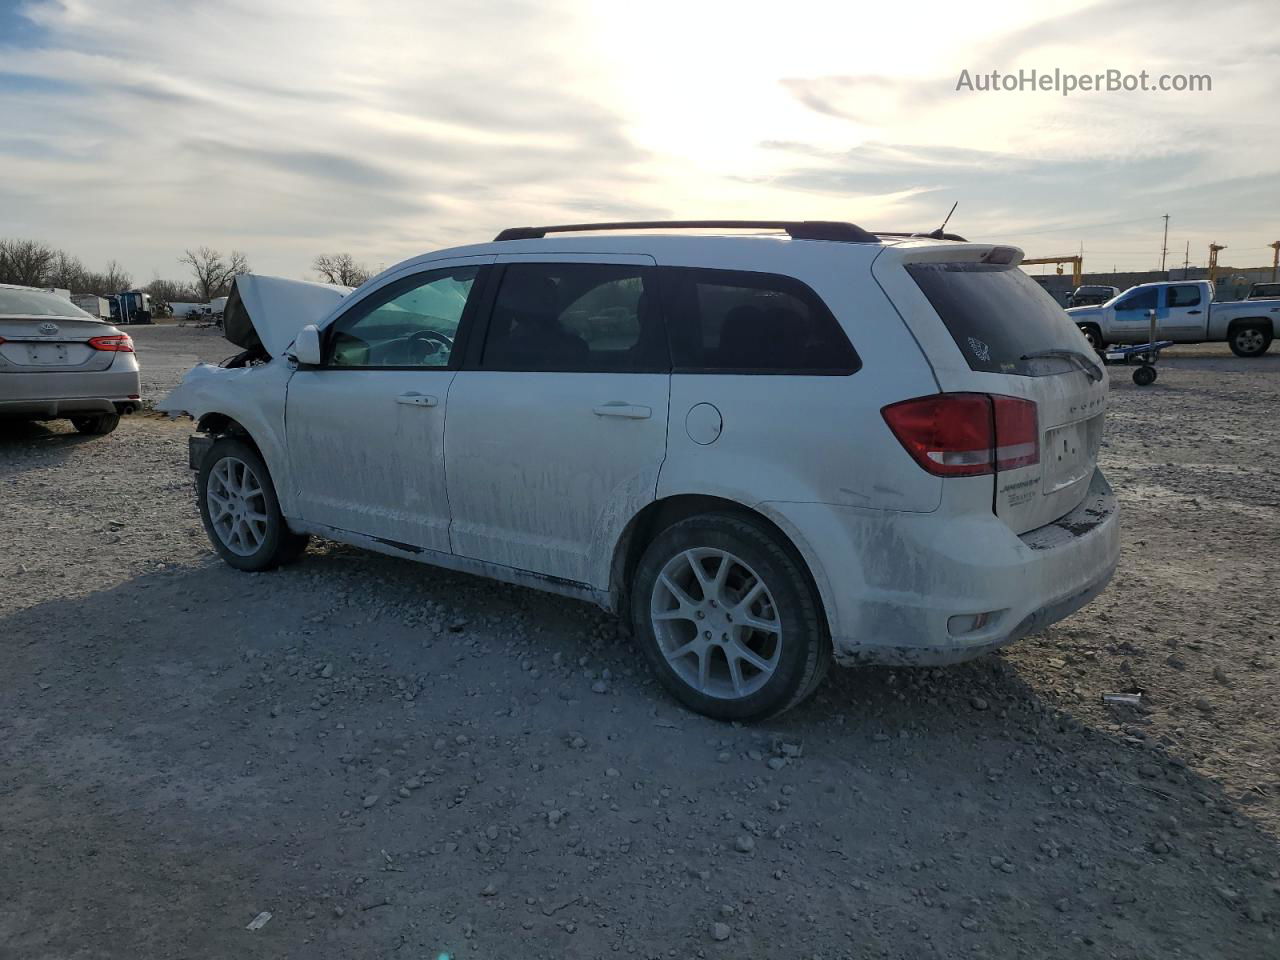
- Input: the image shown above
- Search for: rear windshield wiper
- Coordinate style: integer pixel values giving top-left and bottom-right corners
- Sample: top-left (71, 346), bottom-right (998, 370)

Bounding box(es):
top-left (1020, 349), bottom-right (1104, 383)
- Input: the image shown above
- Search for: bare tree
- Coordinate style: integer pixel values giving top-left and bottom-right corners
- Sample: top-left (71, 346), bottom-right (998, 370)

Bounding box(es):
top-left (313, 252), bottom-right (372, 287)
top-left (47, 250), bottom-right (89, 291)
top-left (98, 259), bottom-right (133, 293)
top-left (0, 238), bottom-right (58, 286)
top-left (180, 246), bottom-right (251, 301)
top-left (146, 276), bottom-right (200, 304)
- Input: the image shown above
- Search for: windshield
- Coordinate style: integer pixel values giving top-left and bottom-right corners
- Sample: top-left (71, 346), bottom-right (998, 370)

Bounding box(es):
top-left (906, 262), bottom-right (1089, 376)
top-left (0, 288), bottom-right (96, 319)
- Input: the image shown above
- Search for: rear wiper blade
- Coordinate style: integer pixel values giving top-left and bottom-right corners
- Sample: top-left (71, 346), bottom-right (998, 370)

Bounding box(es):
top-left (1020, 349), bottom-right (1104, 382)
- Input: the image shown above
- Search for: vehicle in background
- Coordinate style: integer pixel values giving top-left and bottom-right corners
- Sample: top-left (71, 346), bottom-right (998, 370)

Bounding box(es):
top-left (1247, 282), bottom-right (1280, 300)
top-left (162, 221), bottom-right (1119, 720)
top-left (71, 294), bottom-right (111, 320)
top-left (0, 283), bottom-right (141, 435)
top-left (109, 290), bottom-right (153, 325)
top-left (1066, 284), bottom-right (1119, 308)
top-left (1068, 279), bottom-right (1280, 356)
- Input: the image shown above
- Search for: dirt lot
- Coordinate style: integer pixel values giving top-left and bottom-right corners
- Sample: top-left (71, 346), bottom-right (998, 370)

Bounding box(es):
top-left (2, 325), bottom-right (1278, 959)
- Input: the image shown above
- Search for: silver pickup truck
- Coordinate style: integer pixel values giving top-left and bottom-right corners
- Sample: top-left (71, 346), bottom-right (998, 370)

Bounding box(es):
top-left (1067, 280), bottom-right (1280, 357)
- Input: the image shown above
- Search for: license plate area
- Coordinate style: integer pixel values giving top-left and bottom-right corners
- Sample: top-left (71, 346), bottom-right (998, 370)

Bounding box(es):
top-left (26, 343), bottom-right (71, 365)
top-left (1043, 415), bottom-right (1102, 494)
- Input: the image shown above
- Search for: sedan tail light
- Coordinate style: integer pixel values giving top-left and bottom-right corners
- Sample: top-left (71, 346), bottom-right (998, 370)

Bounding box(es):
top-left (88, 334), bottom-right (135, 352)
top-left (881, 393), bottom-right (1038, 477)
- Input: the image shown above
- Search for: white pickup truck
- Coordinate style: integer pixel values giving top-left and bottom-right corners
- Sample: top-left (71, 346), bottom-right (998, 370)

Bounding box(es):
top-left (1066, 280), bottom-right (1280, 357)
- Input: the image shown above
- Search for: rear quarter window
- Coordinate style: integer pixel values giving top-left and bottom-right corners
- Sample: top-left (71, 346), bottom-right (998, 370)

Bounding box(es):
top-left (906, 262), bottom-right (1086, 375)
top-left (661, 267), bottom-right (859, 374)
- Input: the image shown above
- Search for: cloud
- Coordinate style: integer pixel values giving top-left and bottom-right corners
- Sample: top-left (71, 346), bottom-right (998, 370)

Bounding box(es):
top-left (0, 0), bottom-right (659, 278)
top-left (0, 0), bottom-right (1277, 278)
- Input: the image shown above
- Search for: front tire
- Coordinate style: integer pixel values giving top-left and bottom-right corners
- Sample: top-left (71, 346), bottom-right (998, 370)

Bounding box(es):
top-left (71, 413), bottom-right (120, 436)
top-left (1228, 325), bottom-right (1272, 358)
top-left (197, 436), bottom-right (309, 571)
top-left (629, 513), bottom-right (830, 721)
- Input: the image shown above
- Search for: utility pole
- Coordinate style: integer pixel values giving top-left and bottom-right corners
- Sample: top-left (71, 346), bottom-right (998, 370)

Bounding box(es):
top-left (1270, 240), bottom-right (1280, 282)
top-left (1160, 214), bottom-right (1170, 272)
top-left (1183, 242), bottom-right (1190, 275)
top-left (1208, 243), bottom-right (1226, 285)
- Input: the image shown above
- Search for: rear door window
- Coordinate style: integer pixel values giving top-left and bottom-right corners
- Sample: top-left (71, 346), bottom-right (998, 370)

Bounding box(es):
top-left (479, 262), bottom-right (666, 372)
top-left (1166, 284), bottom-right (1202, 308)
top-left (661, 267), bottom-right (859, 374)
top-left (905, 262), bottom-right (1089, 375)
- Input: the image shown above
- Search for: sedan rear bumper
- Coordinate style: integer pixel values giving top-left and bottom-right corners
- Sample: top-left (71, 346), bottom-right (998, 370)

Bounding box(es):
top-left (0, 365), bottom-right (142, 419)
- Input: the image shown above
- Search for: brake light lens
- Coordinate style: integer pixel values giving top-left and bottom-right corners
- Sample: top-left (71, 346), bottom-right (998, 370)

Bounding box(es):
top-left (881, 393), bottom-right (1038, 477)
top-left (992, 395), bottom-right (1039, 471)
top-left (88, 334), bottom-right (134, 352)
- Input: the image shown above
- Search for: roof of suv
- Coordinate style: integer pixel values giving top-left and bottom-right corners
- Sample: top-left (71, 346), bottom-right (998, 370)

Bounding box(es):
top-left (385, 224), bottom-right (988, 279)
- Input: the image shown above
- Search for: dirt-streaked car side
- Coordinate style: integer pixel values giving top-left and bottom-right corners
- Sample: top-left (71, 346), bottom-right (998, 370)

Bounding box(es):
top-left (162, 221), bottom-right (1120, 720)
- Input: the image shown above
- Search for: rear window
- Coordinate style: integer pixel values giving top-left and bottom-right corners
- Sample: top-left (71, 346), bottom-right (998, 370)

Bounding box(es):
top-left (662, 267), bottom-right (859, 374)
top-left (906, 263), bottom-right (1085, 375)
top-left (0, 288), bottom-right (94, 319)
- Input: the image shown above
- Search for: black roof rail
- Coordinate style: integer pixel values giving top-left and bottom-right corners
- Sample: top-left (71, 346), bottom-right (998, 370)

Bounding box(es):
top-left (876, 230), bottom-right (969, 242)
top-left (493, 220), bottom-right (880, 243)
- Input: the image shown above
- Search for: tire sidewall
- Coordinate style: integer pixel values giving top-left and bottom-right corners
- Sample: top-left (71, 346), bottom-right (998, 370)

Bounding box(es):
top-left (1230, 326), bottom-right (1271, 358)
top-left (197, 437), bottom-right (288, 571)
top-left (629, 514), bottom-right (825, 721)
top-left (72, 413), bottom-right (120, 435)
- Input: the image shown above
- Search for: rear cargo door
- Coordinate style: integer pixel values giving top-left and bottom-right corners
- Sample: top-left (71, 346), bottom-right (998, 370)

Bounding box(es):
top-left (874, 247), bottom-right (1108, 535)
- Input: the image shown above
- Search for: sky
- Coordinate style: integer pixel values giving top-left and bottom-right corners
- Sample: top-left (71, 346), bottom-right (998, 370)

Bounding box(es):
top-left (1, 0), bottom-right (1278, 285)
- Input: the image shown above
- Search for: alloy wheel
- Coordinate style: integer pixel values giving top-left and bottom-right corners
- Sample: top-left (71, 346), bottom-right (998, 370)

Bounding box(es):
top-left (650, 548), bottom-right (783, 700)
top-left (206, 456), bottom-right (269, 557)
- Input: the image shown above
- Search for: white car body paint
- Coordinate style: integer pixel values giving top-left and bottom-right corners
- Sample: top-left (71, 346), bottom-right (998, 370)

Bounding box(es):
top-left (161, 230), bottom-right (1121, 668)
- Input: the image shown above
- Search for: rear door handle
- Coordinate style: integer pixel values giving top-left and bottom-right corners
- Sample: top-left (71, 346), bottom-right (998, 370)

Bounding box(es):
top-left (1188, 309), bottom-right (1202, 314)
top-left (396, 392), bottom-right (438, 407)
top-left (593, 402), bottom-right (651, 419)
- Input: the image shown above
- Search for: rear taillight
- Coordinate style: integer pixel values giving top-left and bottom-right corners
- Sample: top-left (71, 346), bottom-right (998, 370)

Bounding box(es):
top-left (992, 395), bottom-right (1039, 471)
top-left (88, 334), bottom-right (134, 352)
top-left (881, 393), bottom-right (1038, 477)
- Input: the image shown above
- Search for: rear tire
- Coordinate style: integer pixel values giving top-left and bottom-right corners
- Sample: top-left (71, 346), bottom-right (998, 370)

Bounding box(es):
top-left (70, 413), bottom-right (120, 436)
top-left (197, 436), bottom-right (309, 571)
top-left (1078, 324), bottom-right (1104, 351)
top-left (1228, 325), bottom-right (1271, 358)
top-left (629, 513), bottom-right (830, 721)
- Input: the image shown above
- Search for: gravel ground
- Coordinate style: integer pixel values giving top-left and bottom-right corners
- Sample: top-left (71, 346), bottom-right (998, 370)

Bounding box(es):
top-left (2, 326), bottom-right (1278, 959)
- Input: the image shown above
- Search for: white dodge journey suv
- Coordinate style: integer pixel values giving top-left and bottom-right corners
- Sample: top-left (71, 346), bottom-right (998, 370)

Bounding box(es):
top-left (161, 220), bottom-right (1119, 720)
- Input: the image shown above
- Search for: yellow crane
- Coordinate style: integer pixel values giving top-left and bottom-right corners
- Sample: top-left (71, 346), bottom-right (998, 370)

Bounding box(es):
top-left (1020, 255), bottom-right (1083, 287)
top-left (1208, 243), bottom-right (1226, 284)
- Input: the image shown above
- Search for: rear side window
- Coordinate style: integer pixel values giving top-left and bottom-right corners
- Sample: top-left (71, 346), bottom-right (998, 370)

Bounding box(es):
top-left (906, 262), bottom-right (1088, 375)
top-left (480, 263), bottom-right (667, 372)
top-left (662, 267), bottom-right (859, 374)
top-left (1166, 284), bottom-right (1201, 307)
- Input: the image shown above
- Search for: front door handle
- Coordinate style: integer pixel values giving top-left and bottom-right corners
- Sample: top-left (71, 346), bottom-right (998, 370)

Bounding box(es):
top-left (593, 402), bottom-right (651, 420)
top-left (397, 392), bottom-right (438, 407)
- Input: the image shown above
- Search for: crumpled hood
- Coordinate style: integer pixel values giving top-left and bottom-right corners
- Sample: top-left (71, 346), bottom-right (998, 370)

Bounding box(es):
top-left (224, 274), bottom-right (353, 356)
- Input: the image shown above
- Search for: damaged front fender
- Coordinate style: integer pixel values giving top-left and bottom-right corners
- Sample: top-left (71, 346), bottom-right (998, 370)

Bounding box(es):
top-left (159, 359), bottom-right (297, 515)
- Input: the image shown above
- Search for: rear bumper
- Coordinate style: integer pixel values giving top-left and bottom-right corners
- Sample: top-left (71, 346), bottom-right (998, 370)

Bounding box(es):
top-left (0, 365), bottom-right (142, 418)
top-left (762, 468), bottom-right (1120, 667)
